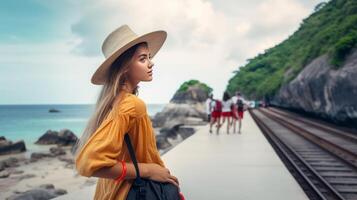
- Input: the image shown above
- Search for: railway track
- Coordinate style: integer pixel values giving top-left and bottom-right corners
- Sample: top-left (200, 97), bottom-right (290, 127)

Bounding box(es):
top-left (250, 108), bottom-right (357, 200)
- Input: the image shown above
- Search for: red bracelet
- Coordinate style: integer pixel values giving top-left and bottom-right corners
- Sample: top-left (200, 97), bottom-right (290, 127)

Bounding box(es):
top-left (114, 160), bottom-right (126, 183)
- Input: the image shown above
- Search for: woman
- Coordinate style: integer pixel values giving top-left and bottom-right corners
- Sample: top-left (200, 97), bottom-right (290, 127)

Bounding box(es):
top-left (219, 91), bottom-right (233, 134)
top-left (230, 91), bottom-right (239, 133)
top-left (209, 98), bottom-right (222, 135)
top-left (74, 25), bottom-right (181, 200)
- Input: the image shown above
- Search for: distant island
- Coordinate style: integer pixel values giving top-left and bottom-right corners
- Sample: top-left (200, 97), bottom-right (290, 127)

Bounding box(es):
top-left (49, 108), bottom-right (60, 113)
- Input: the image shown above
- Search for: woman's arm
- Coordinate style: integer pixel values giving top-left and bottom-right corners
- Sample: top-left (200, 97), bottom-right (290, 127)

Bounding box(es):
top-left (91, 162), bottom-right (180, 187)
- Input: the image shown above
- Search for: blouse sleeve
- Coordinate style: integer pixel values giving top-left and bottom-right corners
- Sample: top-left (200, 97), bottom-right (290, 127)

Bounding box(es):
top-left (75, 100), bottom-right (135, 177)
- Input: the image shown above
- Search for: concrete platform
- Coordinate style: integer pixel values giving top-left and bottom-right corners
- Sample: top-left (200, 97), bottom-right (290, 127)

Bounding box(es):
top-left (162, 112), bottom-right (308, 200)
top-left (56, 111), bottom-right (308, 199)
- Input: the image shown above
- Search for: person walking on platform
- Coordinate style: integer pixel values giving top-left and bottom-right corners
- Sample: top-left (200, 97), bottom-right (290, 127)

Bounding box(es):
top-left (219, 91), bottom-right (234, 134)
top-left (209, 98), bottom-right (222, 134)
top-left (230, 91), bottom-right (239, 133)
top-left (205, 94), bottom-right (214, 122)
top-left (236, 92), bottom-right (247, 134)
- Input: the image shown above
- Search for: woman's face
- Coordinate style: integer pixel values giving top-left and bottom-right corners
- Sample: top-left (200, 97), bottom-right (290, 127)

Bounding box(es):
top-left (127, 44), bottom-right (154, 83)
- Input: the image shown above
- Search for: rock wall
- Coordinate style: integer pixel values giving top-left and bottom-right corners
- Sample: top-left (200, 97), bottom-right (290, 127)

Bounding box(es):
top-left (272, 49), bottom-right (357, 126)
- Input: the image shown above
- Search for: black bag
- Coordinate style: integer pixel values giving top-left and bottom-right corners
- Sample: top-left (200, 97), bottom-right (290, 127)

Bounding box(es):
top-left (237, 99), bottom-right (244, 112)
top-left (124, 133), bottom-right (180, 200)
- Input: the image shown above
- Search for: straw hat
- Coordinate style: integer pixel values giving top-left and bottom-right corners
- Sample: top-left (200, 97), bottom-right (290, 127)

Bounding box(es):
top-left (91, 25), bottom-right (167, 85)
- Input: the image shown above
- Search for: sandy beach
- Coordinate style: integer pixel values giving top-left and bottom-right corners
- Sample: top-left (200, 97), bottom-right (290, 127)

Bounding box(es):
top-left (0, 146), bottom-right (97, 199)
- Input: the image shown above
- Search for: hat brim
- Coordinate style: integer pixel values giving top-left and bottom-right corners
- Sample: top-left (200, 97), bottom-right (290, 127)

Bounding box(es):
top-left (91, 30), bottom-right (167, 85)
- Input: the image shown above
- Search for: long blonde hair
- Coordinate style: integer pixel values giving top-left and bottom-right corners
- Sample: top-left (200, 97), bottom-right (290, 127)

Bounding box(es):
top-left (73, 42), bottom-right (147, 161)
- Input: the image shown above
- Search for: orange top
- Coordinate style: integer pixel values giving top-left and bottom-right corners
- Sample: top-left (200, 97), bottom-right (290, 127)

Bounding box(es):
top-left (75, 90), bottom-right (165, 200)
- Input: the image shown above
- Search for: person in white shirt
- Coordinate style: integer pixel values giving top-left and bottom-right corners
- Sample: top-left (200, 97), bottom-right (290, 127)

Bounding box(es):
top-left (217, 91), bottom-right (234, 134)
top-left (205, 94), bottom-right (214, 122)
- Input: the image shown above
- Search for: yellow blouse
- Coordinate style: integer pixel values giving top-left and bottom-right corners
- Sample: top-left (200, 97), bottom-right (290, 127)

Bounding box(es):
top-left (75, 90), bottom-right (165, 200)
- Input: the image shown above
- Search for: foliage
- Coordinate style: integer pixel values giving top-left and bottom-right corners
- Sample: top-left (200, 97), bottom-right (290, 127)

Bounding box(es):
top-left (177, 79), bottom-right (213, 94)
top-left (226, 0), bottom-right (357, 99)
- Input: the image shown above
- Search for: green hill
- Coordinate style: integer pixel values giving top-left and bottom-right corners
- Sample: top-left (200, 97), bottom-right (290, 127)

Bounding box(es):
top-left (177, 79), bottom-right (213, 94)
top-left (226, 0), bottom-right (357, 99)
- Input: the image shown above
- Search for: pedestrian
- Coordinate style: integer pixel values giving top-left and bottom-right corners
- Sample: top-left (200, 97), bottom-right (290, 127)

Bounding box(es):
top-left (205, 94), bottom-right (214, 122)
top-left (209, 98), bottom-right (222, 134)
top-left (236, 92), bottom-right (247, 134)
top-left (218, 91), bottom-right (233, 134)
top-left (230, 91), bottom-right (239, 133)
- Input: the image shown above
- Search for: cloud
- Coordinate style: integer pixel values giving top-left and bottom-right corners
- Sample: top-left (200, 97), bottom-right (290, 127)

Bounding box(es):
top-left (0, 0), bottom-right (322, 104)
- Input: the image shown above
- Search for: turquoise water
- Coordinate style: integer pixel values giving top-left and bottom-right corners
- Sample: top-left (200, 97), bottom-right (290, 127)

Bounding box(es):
top-left (0, 104), bottom-right (165, 152)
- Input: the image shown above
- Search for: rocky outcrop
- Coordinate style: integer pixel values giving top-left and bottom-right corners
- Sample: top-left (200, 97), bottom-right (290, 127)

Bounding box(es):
top-left (30, 147), bottom-right (67, 162)
top-left (153, 103), bottom-right (207, 128)
top-left (0, 157), bottom-right (21, 171)
top-left (272, 49), bottom-right (357, 126)
top-left (35, 129), bottom-right (78, 146)
top-left (156, 123), bottom-right (195, 152)
top-left (170, 85), bottom-right (208, 104)
top-left (152, 85), bottom-right (209, 128)
top-left (0, 137), bottom-right (26, 155)
top-left (6, 184), bottom-right (67, 200)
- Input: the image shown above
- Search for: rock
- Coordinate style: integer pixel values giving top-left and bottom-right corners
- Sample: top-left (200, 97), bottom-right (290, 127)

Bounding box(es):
top-left (0, 136), bottom-right (26, 155)
top-left (0, 162), bottom-right (5, 171)
top-left (11, 170), bottom-right (24, 174)
top-left (156, 123), bottom-right (195, 151)
top-left (153, 103), bottom-right (206, 128)
top-left (272, 49), bottom-right (357, 127)
top-left (30, 147), bottom-right (67, 162)
top-left (152, 81), bottom-right (210, 128)
top-left (17, 174), bottom-right (36, 181)
top-left (6, 184), bottom-right (67, 200)
top-left (177, 127), bottom-right (195, 140)
top-left (0, 170), bottom-right (10, 178)
top-left (58, 156), bottom-right (74, 165)
top-left (49, 108), bottom-right (60, 113)
top-left (35, 129), bottom-right (78, 146)
top-left (49, 147), bottom-right (66, 156)
top-left (0, 157), bottom-right (20, 169)
top-left (156, 135), bottom-right (172, 150)
top-left (170, 85), bottom-right (209, 104)
top-left (30, 152), bottom-right (53, 162)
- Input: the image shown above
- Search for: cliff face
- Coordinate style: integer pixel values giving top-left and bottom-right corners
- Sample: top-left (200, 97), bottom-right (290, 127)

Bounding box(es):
top-left (226, 0), bottom-right (357, 126)
top-left (272, 49), bottom-right (357, 125)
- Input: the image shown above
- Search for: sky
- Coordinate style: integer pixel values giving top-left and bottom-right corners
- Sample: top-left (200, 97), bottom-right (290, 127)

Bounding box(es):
top-left (0, 0), bottom-right (323, 104)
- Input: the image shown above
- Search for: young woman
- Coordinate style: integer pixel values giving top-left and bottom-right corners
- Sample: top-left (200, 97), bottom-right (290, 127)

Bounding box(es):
top-left (219, 92), bottom-right (233, 134)
top-left (230, 91), bottom-right (239, 133)
top-left (74, 25), bottom-right (181, 200)
top-left (209, 98), bottom-right (222, 135)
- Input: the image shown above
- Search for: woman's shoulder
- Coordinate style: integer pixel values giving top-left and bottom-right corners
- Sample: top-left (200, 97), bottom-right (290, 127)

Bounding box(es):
top-left (113, 92), bottom-right (147, 117)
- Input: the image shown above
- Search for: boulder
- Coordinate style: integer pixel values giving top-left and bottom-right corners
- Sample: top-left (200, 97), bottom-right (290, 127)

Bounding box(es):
top-left (153, 103), bottom-right (206, 128)
top-left (0, 157), bottom-right (20, 169)
top-left (156, 123), bottom-right (195, 151)
top-left (0, 136), bottom-right (26, 155)
top-left (170, 85), bottom-right (209, 104)
top-left (30, 152), bottom-right (53, 162)
top-left (6, 184), bottom-right (67, 200)
top-left (35, 129), bottom-right (78, 146)
top-left (152, 82), bottom-right (210, 128)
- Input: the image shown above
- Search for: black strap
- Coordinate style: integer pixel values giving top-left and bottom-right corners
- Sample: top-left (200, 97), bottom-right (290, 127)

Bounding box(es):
top-left (124, 133), bottom-right (142, 181)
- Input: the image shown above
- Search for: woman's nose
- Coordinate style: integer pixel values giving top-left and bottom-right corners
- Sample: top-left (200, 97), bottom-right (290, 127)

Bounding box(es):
top-left (149, 59), bottom-right (154, 68)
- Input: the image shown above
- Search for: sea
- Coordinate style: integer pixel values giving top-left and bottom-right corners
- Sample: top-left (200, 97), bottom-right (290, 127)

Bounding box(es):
top-left (0, 104), bottom-right (165, 153)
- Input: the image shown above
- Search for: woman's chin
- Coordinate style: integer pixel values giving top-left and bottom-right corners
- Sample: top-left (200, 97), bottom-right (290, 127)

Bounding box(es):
top-left (142, 77), bottom-right (153, 82)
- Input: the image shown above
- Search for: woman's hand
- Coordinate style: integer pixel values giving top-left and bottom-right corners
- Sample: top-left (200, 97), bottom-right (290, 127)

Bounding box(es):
top-left (140, 163), bottom-right (180, 188)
